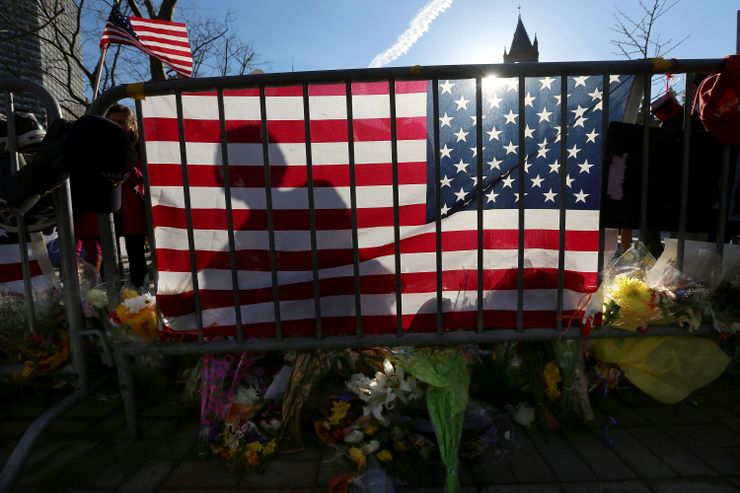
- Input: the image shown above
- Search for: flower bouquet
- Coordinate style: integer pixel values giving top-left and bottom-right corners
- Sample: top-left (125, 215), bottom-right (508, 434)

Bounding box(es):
top-left (200, 352), bottom-right (288, 471)
top-left (108, 287), bottom-right (158, 342)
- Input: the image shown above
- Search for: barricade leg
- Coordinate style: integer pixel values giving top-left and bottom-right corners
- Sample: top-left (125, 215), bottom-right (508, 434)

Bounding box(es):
top-left (114, 348), bottom-right (139, 437)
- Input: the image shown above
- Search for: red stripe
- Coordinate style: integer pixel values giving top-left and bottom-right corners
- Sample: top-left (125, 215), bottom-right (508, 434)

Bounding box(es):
top-left (156, 269), bottom-right (596, 319)
top-left (143, 117), bottom-right (426, 144)
top-left (154, 229), bottom-right (598, 272)
top-left (159, 310), bottom-right (584, 338)
top-left (151, 203), bottom-right (428, 230)
top-left (148, 162), bottom-right (428, 188)
top-left (0, 261), bottom-right (43, 283)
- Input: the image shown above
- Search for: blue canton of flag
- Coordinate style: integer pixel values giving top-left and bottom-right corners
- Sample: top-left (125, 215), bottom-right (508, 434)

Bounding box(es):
top-left (105, 4), bottom-right (139, 41)
top-left (427, 74), bottom-right (630, 220)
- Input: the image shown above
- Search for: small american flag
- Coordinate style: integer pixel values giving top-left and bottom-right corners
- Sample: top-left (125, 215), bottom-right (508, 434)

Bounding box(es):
top-left (140, 74), bottom-right (630, 337)
top-left (100, 4), bottom-right (193, 78)
top-left (0, 231), bottom-right (47, 295)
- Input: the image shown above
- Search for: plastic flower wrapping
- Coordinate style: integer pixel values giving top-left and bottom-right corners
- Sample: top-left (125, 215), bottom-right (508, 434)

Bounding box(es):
top-left (0, 279), bottom-right (67, 382)
top-left (199, 352), bottom-right (288, 471)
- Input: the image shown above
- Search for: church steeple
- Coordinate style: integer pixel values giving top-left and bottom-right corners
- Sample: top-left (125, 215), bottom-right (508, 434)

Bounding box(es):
top-left (503, 13), bottom-right (539, 63)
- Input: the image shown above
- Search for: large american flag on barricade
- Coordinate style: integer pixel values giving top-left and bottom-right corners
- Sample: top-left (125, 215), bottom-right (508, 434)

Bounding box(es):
top-left (140, 73), bottom-right (630, 337)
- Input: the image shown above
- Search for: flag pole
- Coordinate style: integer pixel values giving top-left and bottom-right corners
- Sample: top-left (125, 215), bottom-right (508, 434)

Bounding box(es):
top-left (91, 45), bottom-right (108, 101)
top-left (91, 0), bottom-right (121, 101)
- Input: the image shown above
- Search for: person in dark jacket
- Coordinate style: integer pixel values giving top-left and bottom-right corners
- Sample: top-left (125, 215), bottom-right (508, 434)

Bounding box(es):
top-left (105, 104), bottom-right (149, 289)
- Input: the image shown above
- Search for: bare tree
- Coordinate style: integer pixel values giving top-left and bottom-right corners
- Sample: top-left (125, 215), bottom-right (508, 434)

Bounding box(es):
top-left (610, 0), bottom-right (689, 59)
top-left (0, 0), bottom-right (259, 117)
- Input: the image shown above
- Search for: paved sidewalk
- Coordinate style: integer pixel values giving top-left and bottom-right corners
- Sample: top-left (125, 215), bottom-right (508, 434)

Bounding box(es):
top-left (1, 370), bottom-right (739, 492)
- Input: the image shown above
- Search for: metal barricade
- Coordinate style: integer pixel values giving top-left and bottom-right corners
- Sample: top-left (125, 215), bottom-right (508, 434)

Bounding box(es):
top-left (0, 78), bottom-right (92, 493)
top-left (89, 58), bottom-right (731, 435)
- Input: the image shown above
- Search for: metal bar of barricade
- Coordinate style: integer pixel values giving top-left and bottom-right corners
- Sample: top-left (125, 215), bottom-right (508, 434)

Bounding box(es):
top-left (134, 99), bottom-right (158, 288)
top-left (638, 75), bottom-right (652, 243)
top-left (90, 60), bottom-right (725, 114)
top-left (516, 76), bottom-right (526, 331)
top-left (174, 92), bottom-right (205, 339)
top-left (4, 90), bottom-right (37, 335)
top-left (257, 85), bottom-right (282, 340)
top-left (216, 88), bottom-right (244, 342)
top-left (345, 81), bottom-right (363, 337)
top-left (475, 77), bottom-right (484, 333)
top-left (676, 74), bottom-right (695, 270)
top-left (597, 74), bottom-right (611, 274)
top-left (301, 82), bottom-right (323, 339)
top-left (114, 324), bottom-right (715, 357)
top-left (716, 146), bottom-right (732, 257)
top-left (556, 75), bottom-right (568, 331)
top-left (432, 79), bottom-right (444, 335)
top-left (388, 80), bottom-right (404, 337)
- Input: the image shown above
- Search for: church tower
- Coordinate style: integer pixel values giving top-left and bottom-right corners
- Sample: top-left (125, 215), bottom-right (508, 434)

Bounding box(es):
top-left (503, 13), bottom-right (539, 63)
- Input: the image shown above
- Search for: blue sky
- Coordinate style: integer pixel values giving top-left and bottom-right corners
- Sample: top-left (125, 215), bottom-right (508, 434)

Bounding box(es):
top-left (190, 0), bottom-right (739, 73)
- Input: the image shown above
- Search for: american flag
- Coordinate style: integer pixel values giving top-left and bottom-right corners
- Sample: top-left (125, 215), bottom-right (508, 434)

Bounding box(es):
top-left (100, 4), bottom-right (193, 78)
top-left (0, 230), bottom-right (48, 295)
top-left (140, 74), bottom-right (630, 337)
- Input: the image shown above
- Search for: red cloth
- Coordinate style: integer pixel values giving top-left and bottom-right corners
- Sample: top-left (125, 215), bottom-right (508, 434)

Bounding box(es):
top-left (118, 164), bottom-right (148, 237)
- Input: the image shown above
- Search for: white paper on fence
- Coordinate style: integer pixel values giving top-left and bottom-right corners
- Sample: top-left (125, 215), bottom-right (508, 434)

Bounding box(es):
top-left (660, 239), bottom-right (740, 285)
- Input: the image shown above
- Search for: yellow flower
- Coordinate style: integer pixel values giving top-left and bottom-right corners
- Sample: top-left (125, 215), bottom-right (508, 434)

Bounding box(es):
top-left (263, 440), bottom-right (277, 455)
top-left (246, 441), bottom-right (263, 453)
top-left (392, 439), bottom-right (409, 452)
top-left (328, 400), bottom-right (351, 426)
top-left (543, 362), bottom-right (562, 400)
top-left (607, 276), bottom-right (654, 331)
top-left (362, 421), bottom-right (378, 436)
top-left (376, 449), bottom-right (393, 462)
top-left (349, 446), bottom-right (367, 471)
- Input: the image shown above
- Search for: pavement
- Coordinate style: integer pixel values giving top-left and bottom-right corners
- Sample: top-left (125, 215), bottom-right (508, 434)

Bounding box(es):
top-left (1, 367), bottom-right (739, 493)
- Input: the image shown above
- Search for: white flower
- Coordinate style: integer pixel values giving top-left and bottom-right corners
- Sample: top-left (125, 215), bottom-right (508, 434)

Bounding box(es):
top-left (87, 288), bottom-right (108, 309)
top-left (234, 386), bottom-right (261, 405)
top-left (363, 439), bottom-right (380, 454)
top-left (345, 358), bottom-right (422, 425)
top-left (344, 429), bottom-right (365, 443)
top-left (510, 401), bottom-right (535, 428)
top-left (121, 293), bottom-right (154, 314)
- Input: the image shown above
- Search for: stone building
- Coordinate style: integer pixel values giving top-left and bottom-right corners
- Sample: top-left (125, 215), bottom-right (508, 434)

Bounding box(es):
top-left (0, 0), bottom-right (86, 121)
top-left (503, 14), bottom-right (539, 63)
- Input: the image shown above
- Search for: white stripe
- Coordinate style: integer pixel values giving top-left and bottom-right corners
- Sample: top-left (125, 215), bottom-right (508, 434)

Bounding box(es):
top-left (129, 19), bottom-right (188, 33)
top-left (153, 209), bottom-right (597, 251)
top-left (161, 288), bottom-right (587, 331)
top-left (156, 248), bottom-right (598, 293)
top-left (142, 92), bottom-right (426, 121)
top-left (144, 140), bottom-right (427, 166)
top-left (150, 183), bottom-right (427, 210)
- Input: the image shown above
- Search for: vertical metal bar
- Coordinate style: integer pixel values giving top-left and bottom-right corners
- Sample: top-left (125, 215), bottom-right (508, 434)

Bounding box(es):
top-left (432, 80), bottom-right (444, 335)
top-left (345, 81), bottom-right (363, 337)
top-left (4, 90), bottom-right (37, 334)
top-left (216, 88), bottom-right (244, 341)
top-left (638, 75), bottom-right (652, 243)
top-left (516, 76), bottom-right (526, 331)
top-left (389, 80), bottom-right (404, 337)
top-left (556, 75), bottom-right (568, 332)
top-left (98, 211), bottom-right (119, 300)
top-left (134, 99), bottom-right (158, 287)
top-left (114, 350), bottom-right (139, 437)
top-left (475, 77), bottom-right (484, 333)
top-left (676, 74), bottom-right (694, 270)
top-left (716, 146), bottom-right (732, 256)
top-left (55, 179), bottom-right (88, 389)
top-left (302, 82), bottom-right (323, 339)
top-left (597, 74), bottom-right (611, 274)
top-left (175, 92), bottom-right (204, 339)
top-left (258, 85), bottom-right (282, 340)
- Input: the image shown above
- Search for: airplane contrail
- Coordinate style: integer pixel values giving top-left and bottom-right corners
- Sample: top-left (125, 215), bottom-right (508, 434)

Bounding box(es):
top-left (369, 0), bottom-right (454, 68)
